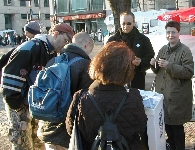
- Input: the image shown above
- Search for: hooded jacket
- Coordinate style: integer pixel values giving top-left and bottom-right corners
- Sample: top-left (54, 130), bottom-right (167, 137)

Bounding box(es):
top-left (1, 34), bottom-right (56, 109)
top-left (37, 43), bottom-right (93, 148)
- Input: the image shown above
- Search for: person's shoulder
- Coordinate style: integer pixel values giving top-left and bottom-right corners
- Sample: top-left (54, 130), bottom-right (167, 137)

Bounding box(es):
top-left (129, 88), bottom-right (140, 94)
top-left (180, 42), bottom-right (190, 49)
top-left (135, 31), bottom-right (149, 39)
top-left (17, 40), bottom-right (38, 51)
top-left (126, 88), bottom-right (143, 102)
top-left (107, 31), bottom-right (120, 42)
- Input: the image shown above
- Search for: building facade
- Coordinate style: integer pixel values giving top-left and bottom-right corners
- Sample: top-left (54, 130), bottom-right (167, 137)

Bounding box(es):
top-left (50, 0), bottom-right (195, 35)
top-left (0, 0), bottom-right (51, 35)
top-left (1, 0), bottom-right (193, 36)
top-left (131, 0), bottom-right (195, 11)
top-left (49, 0), bottom-right (111, 35)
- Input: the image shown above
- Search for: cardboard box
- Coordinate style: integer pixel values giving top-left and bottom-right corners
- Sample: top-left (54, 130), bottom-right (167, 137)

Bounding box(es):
top-left (140, 90), bottom-right (166, 150)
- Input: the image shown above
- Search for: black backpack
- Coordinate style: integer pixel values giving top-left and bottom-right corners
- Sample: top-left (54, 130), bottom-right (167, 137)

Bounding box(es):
top-left (87, 92), bottom-right (130, 150)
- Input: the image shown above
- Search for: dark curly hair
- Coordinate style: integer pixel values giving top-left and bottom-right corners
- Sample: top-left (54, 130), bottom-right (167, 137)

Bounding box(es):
top-left (89, 41), bottom-right (135, 86)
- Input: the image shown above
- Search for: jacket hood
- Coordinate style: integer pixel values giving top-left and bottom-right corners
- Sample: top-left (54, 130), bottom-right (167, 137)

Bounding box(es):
top-left (34, 34), bottom-right (48, 43)
top-left (61, 44), bottom-right (90, 60)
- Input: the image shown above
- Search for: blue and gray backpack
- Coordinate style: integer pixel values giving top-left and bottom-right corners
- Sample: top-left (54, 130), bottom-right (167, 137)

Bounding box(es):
top-left (28, 53), bottom-right (83, 123)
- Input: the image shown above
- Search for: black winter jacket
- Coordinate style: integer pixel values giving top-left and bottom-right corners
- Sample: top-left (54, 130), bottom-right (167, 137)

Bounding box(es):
top-left (1, 35), bottom-right (56, 109)
top-left (0, 48), bottom-right (15, 69)
top-left (66, 81), bottom-right (147, 150)
top-left (38, 43), bottom-right (93, 148)
top-left (107, 27), bottom-right (154, 90)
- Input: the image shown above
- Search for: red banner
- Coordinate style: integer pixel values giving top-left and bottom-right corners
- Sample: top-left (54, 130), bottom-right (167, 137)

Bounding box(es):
top-left (50, 12), bottom-right (106, 22)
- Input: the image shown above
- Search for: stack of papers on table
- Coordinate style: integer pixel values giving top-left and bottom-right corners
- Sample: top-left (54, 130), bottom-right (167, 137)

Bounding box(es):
top-left (139, 90), bottom-right (164, 109)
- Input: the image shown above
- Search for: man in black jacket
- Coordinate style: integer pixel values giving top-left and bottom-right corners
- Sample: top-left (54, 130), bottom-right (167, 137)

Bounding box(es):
top-left (107, 12), bottom-right (155, 150)
top-left (37, 32), bottom-right (94, 150)
top-left (107, 12), bottom-right (155, 90)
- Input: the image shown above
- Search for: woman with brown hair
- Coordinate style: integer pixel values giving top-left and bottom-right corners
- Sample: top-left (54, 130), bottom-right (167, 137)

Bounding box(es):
top-left (66, 41), bottom-right (147, 150)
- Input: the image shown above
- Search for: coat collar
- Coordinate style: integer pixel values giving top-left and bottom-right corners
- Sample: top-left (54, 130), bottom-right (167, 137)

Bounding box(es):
top-left (167, 40), bottom-right (181, 53)
top-left (61, 44), bottom-right (90, 60)
top-left (89, 80), bottom-right (126, 92)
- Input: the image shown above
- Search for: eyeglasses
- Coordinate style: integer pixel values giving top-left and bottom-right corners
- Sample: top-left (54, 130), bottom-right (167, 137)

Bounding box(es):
top-left (62, 33), bottom-right (69, 44)
top-left (122, 22), bottom-right (132, 26)
top-left (57, 30), bottom-right (69, 44)
top-left (166, 31), bottom-right (178, 35)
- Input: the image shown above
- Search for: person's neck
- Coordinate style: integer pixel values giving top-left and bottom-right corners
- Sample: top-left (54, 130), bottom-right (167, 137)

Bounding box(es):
top-left (46, 35), bottom-right (53, 45)
top-left (169, 40), bottom-right (179, 47)
top-left (46, 35), bottom-right (55, 51)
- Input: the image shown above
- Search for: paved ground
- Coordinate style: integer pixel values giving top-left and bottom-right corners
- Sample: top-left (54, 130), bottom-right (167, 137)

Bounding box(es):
top-left (0, 43), bottom-right (194, 149)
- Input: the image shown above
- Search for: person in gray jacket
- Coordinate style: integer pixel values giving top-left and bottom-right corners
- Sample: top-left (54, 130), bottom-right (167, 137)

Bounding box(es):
top-left (150, 21), bottom-right (194, 150)
top-left (37, 32), bottom-right (94, 150)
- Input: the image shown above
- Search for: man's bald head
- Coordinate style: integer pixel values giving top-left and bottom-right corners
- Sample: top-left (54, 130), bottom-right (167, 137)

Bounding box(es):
top-left (72, 32), bottom-right (94, 55)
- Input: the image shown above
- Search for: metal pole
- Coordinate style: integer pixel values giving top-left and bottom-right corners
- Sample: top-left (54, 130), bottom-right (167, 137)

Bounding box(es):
top-left (176, 0), bottom-right (179, 10)
top-left (54, 0), bottom-right (57, 24)
top-left (27, 11), bottom-right (29, 22)
top-left (39, 0), bottom-right (41, 23)
top-left (29, 0), bottom-right (32, 21)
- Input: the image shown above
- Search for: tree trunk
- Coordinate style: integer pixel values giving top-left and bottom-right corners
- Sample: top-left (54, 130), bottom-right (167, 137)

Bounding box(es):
top-left (108, 0), bottom-right (132, 31)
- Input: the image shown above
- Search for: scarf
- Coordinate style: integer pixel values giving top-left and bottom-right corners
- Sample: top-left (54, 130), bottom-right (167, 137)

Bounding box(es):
top-left (120, 27), bottom-right (137, 49)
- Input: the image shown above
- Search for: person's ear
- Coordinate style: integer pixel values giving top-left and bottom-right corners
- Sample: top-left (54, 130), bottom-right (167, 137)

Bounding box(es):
top-left (85, 41), bottom-right (90, 49)
top-left (84, 43), bottom-right (87, 49)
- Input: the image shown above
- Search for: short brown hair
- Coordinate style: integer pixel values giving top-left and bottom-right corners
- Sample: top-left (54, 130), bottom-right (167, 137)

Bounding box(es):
top-left (165, 21), bottom-right (180, 32)
top-left (89, 41), bottom-right (135, 86)
top-left (120, 11), bottom-right (135, 21)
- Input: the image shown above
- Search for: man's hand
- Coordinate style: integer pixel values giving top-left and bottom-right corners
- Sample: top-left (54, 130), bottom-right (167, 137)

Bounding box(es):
top-left (158, 58), bottom-right (169, 68)
top-left (150, 58), bottom-right (156, 66)
top-left (132, 56), bottom-right (141, 66)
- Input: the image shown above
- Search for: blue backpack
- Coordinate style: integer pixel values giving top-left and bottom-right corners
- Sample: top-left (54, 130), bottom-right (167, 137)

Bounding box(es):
top-left (28, 53), bottom-right (83, 123)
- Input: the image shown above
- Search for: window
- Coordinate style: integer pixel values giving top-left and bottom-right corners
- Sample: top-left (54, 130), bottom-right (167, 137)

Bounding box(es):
top-left (34, 0), bottom-right (39, 7)
top-left (44, 0), bottom-right (49, 7)
top-left (45, 14), bottom-right (50, 20)
top-left (71, 0), bottom-right (87, 13)
top-left (58, 0), bottom-right (69, 14)
top-left (32, 14), bottom-right (39, 20)
top-left (91, 0), bottom-right (103, 11)
top-left (21, 14), bottom-right (30, 19)
top-left (7, 0), bottom-right (11, 5)
top-left (150, 19), bottom-right (158, 27)
top-left (20, 1), bottom-right (26, 6)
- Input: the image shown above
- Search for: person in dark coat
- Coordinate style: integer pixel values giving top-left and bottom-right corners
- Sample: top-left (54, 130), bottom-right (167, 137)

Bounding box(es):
top-left (107, 12), bottom-right (154, 149)
top-left (37, 32), bottom-right (94, 150)
top-left (66, 41), bottom-right (147, 150)
top-left (150, 21), bottom-right (194, 150)
top-left (107, 12), bottom-right (155, 90)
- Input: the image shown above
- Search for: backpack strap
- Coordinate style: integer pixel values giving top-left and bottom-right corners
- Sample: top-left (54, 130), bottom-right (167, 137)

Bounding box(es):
top-left (68, 56), bottom-right (84, 66)
top-left (87, 92), bottom-right (105, 121)
top-left (113, 94), bottom-right (128, 121)
top-left (87, 91), bottom-right (128, 122)
top-left (55, 53), bottom-right (84, 65)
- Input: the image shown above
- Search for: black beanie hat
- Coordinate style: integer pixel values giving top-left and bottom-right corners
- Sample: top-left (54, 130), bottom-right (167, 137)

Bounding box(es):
top-left (24, 21), bottom-right (41, 34)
